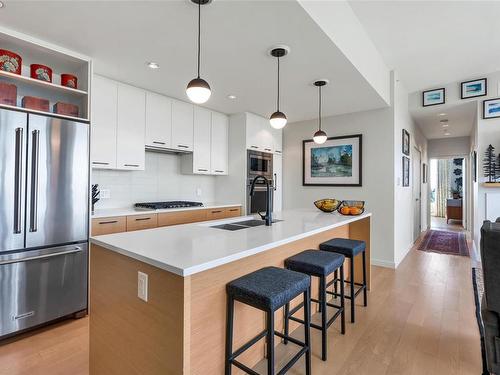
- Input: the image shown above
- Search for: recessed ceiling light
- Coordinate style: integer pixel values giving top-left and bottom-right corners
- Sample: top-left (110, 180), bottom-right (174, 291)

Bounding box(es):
top-left (227, 94), bottom-right (237, 100)
top-left (146, 61), bottom-right (160, 69)
top-left (444, 131), bottom-right (451, 136)
top-left (438, 113), bottom-right (447, 116)
top-left (442, 123), bottom-right (449, 128)
top-left (0, 2), bottom-right (5, 8)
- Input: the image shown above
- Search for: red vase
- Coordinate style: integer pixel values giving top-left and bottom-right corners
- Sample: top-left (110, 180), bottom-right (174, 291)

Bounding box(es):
top-left (0, 49), bottom-right (22, 75)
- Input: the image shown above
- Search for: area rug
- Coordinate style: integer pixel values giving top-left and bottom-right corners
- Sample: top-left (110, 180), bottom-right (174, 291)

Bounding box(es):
top-left (417, 230), bottom-right (469, 256)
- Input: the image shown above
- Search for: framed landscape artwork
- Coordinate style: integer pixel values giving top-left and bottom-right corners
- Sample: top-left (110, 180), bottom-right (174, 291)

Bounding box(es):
top-left (402, 129), bottom-right (410, 156)
top-left (483, 98), bottom-right (500, 119)
top-left (402, 156), bottom-right (410, 187)
top-left (422, 88), bottom-right (445, 107)
top-left (461, 78), bottom-right (487, 99)
top-left (303, 134), bottom-right (362, 186)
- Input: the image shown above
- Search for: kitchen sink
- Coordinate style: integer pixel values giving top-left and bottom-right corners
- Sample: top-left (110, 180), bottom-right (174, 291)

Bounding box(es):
top-left (210, 219), bottom-right (283, 231)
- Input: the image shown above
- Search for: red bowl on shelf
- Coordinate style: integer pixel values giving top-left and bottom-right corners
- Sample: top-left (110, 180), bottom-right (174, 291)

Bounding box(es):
top-left (0, 49), bottom-right (22, 75)
top-left (61, 74), bottom-right (78, 89)
top-left (30, 64), bottom-right (52, 82)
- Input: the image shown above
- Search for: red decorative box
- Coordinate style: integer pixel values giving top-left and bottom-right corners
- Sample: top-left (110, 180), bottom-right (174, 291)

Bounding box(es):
top-left (0, 82), bottom-right (17, 106)
top-left (61, 74), bottom-right (78, 89)
top-left (0, 49), bottom-right (22, 75)
top-left (30, 64), bottom-right (52, 82)
top-left (53, 102), bottom-right (79, 117)
top-left (22, 96), bottom-right (49, 112)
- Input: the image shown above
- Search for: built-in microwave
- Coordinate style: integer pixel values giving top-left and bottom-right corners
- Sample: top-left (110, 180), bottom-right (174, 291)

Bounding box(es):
top-left (247, 150), bottom-right (273, 180)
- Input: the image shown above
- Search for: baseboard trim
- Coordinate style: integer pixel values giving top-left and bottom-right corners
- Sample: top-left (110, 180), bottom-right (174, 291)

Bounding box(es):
top-left (371, 258), bottom-right (396, 269)
top-left (394, 243), bottom-right (413, 268)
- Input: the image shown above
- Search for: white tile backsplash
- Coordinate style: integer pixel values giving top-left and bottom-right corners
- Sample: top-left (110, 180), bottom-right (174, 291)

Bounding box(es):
top-left (92, 152), bottom-right (216, 209)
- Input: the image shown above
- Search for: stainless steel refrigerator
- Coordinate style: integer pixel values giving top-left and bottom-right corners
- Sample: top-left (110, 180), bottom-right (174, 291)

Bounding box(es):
top-left (0, 108), bottom-right (89, 338)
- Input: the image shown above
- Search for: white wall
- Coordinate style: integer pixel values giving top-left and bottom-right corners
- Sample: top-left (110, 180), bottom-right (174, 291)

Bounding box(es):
top-left (428, 137), bottom-right (471, 159)
top-left (282, 106), bottom-right (396, 267)
top-left (92, 151), bottom-right (216, 209)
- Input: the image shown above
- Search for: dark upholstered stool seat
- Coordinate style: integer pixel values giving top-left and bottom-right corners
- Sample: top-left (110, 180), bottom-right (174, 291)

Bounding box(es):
top-left (320, 238), bottom-right (366, 257)
top-left (227, 266), bottom-right (310, 311)
top-left (285, 250), bottom-right (345, 277)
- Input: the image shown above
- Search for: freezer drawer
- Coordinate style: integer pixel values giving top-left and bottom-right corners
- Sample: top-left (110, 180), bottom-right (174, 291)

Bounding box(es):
top-left (0, 243), bottom-right (88, 338)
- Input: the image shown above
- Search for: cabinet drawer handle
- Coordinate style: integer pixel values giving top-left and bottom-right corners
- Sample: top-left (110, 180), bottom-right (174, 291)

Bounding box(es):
top-left (265, 148), bottom-right (272, 152)
top-left (99, 220), bottom-right (118, 225)
top-left (124, 164), bottom-right (139, 167)
top-left (211, 210), bottom-right (222, 213)
top-left (177, 144), bottom-right (189, 149)
top-left (135, 217), bottom-right (151, 221)
top-left (275, 150), bottom-right (282, 154)
top-left (153, 141), bottom-right (166, 145)
top-left (198, 168), bottom-right (208, 172)
top-left (214, 170), bottom-right (224, 173)
top-left (229, 209), bottom-right (239, 212)
top-left (250, 146), bottom-right (259, 149)
top-left (93, 161), bottom-right (109, 165)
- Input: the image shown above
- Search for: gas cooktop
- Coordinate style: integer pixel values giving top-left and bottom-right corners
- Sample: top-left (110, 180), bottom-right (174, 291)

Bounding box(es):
top-left (134, 201), bottom-right (204, 210)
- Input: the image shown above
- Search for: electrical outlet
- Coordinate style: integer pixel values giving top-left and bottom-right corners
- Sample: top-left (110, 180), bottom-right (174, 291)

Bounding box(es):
top-left (137, 271), bottom-right (148, 302)
top-left (100, 189), bottom-right (111, 199)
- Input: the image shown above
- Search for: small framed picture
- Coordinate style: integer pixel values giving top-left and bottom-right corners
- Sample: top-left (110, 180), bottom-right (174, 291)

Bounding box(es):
top-left (402, 129), bottom-right (410, 156)
top-left (483, 98), bottom-right (500, 119)
top-left (402, 156), bottom-right (410, 187)
top-left (461, 78), bottom-right (487, 99)
top-left (422, 163), bottom-right (427, 183)
top-left (422, 88), bottom-right (445, 107)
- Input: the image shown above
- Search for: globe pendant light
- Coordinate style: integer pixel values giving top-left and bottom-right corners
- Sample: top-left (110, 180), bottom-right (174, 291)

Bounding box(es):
top-left (269, 47), bottom-right (289, 129)
top-left (186, 0), bottom-right (212, 104)
top-left (313, 80), bottom-right (328, 144)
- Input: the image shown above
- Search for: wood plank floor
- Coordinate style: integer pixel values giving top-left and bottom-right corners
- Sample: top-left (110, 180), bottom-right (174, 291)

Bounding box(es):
top-left (0, 245), bottom-right (481, 375)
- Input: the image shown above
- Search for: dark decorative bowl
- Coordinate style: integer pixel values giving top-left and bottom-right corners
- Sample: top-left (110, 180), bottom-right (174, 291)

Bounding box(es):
top-left (337, 200), bottom-right (365, 216)
top-left (314, 199), bottom-right (341, 213)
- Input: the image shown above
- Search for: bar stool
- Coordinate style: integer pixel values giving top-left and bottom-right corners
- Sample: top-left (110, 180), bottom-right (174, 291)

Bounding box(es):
top-left (284, 250), bottom-right (345, 361)
top-left (320, 238), bottom-right (367, 323)
top-left (225, 266), bottom-right (312, 375)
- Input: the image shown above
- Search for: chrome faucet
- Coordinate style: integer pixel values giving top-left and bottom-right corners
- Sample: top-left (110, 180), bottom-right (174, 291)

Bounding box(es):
top-left (249, 175), bottom-right (273, 226)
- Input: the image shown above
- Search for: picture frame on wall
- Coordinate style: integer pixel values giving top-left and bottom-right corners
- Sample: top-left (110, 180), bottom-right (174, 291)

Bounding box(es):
top-left (461, 78), bottom-right (487, 99)
top-left (402, 156), bottom-right (410, 187)
top-left (483, 98), bottom-right (500, 119)
top-left (422, 163), bottom-right (427, 183)
top-left (422, 88), bottom-right (445, 107)
top-left (303, 134), bottom-right (362, 186)
top-left (402, 129), bottom-right (410, 156)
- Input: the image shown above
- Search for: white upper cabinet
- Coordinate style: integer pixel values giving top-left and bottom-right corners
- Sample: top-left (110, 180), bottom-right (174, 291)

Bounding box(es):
top-left (116, 83), bottom-right (146, 170)
top-left (273, 153), bottom-right (283, 212)
top-left (171, 100), bottom-right (194, 151)
top-left (245, 112), bottom-right (280, 153)
top-left (192, 107), bottom-right (212, 174)
top-left (145, 92), bottom-right (172, 150)
top-left (211, 112), bottom-right (228, 175)
top-left (272, 127), bottom-right (283, 154)
top-left (91, 75), bottom-right (118, 169)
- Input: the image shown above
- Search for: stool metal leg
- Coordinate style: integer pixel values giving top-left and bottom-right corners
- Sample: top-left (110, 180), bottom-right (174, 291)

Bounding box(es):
top-left (284, 302), bottom-right (289, 345)
top-left (334, 269), bottom-right (338, 297)
top-left (350, 256), bottom-right (355, 323)
top-left (340, 264), bottom-right (346, 334)
top-left (304, 288), bottom-right (311, 375)
top-left (362, 251), bottom-right (368, 307)
top-left (320, 275), bottom-right (328, 361)
top-left (266, 311), bottom-right (275, 375)
top-left (225, 296), bottom-right (234, 375)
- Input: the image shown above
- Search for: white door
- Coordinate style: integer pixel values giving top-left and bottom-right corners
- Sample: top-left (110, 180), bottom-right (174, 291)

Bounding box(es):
top-left (145, 92), bottom-right (172, 149)
top-left (171, 100), bottom-right (194, 151)
top-left (211, 112), bottom-right (228, 175)
top-left (193, 107), bottom-right (211, 174)
top-left (412, 147), bottom-right (422, 241)
top-left (273, 154), bottom-right (283, 212)
top-left (116, 84), bottom-right (146, 170)
top-left (91, 75), bottom-right (117, 169)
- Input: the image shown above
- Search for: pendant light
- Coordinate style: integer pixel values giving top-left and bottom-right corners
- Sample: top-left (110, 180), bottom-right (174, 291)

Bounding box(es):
top-left (313, 80), bottom-right (328, 144)
top-left (186, 0), bottom-right (212, 104)
top-left (269, 47), bottom-right (289, 129)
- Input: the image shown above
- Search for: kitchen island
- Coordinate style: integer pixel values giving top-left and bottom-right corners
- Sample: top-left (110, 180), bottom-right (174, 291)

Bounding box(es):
top-left (89, 209), bottom-right (371, 375)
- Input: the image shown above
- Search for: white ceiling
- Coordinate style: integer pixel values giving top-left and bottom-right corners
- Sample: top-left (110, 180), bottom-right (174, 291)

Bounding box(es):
top-left (0, 0), bottom-right (388, 122)
top-left (349, 1), bottom-right (500, 93)
top-left (410, 101), bottom-right (476, 140)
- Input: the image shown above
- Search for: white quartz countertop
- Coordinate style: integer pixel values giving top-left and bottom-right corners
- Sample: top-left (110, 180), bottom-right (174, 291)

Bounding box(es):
top-left (91, 203), bottom-right (242, 219)
top-left (91, 209), bottom-right (371, 277)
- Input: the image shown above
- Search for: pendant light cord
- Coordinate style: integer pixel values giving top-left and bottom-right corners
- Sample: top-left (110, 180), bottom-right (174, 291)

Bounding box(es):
top-left (277, 56), bottom-right (280, 111)
top-left (318, 85), bottom-right (322, 131)
top-left (197, 1), bottom-right (201, 78)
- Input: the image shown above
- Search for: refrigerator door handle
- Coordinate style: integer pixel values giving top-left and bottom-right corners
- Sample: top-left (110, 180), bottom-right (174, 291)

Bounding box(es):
top-left (0, 246), bottom-right (83, 266)
top-left (29, 129), bottom-right (40, 233)
top-left (13, 127), bottom-right (23, 234)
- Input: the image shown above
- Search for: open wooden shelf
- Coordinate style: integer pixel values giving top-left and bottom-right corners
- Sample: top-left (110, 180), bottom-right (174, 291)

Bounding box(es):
top-left (482, 182), bottom-right (500, 187)
top-left (0, 69), bottom-right (88, 97)
top-left (0, 103), bottom-right (89, 122)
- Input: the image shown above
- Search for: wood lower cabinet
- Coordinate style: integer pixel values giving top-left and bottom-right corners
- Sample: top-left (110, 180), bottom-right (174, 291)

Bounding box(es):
top-left (92, 216), bottom-right (127, 236)
top-left (225, 206), bottom-right (241, 218)
top-left (126, 214), bottom-right (158, 232)
top-left (157, 209), bottom-right (208, 227)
